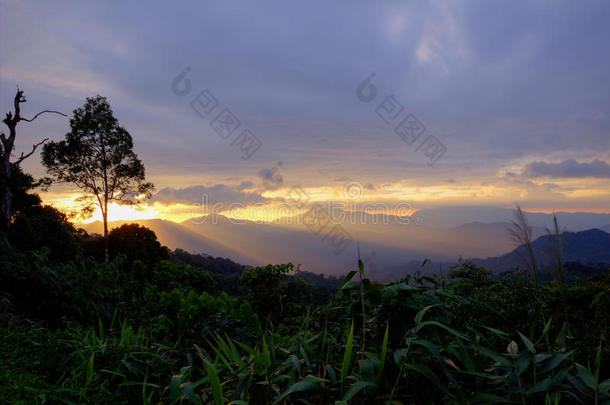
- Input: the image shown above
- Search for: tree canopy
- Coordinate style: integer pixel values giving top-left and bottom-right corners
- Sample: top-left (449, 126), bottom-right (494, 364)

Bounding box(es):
top-left (41, 95), bottom-right (153, 261)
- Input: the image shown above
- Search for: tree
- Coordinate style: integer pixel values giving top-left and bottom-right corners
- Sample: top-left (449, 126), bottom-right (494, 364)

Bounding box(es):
top-left (0, 89), bottom-right (66, 230)
top-left (41, 95), bottom-right (153, 262)
top-left (108, 223), bottom-right (168, 266)
top-left (8, 204), bottom-right (83, 262)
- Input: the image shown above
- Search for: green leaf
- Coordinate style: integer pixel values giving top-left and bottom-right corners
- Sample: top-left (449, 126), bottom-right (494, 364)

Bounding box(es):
top-left (594, 342), bottom-right (602, 388)
top-left (376, 321), bottom-right (389, 384)
top-left (416, 321), bottom-right (471, 341)
top-left (535, 353), bottom-right (552, 363)
top-left (541, 318), bottom-right (552, 339)
top-left (539, 350), bottom-right (574, 373)
top-left (342, 381), bottom-right (377, 402)
top-left (85, 352), bottom-right (95, 387)
top-left (576, 364), bottom-right (596, 390)
top-left (341, 319), bottom-right (355, 392)
top-left (414, 304), bottom-right (443, 324)
top-left (358, 359), bottom-right (376, 381)
top-left (326, 364), bottom-right (337, 385)
top-left (470, 393), bottom-right (512, 403)
top-left (483, 326), bottom-right (509, 339)
top-left (477, 345), bottom-right (512, 368)
top-left (339, 271), bottom-right (357, 291)
top-left (206, 360), bottom-right (224, 405)
top-left (567, 373), bottom-right (589, 394)
top-left (457, 339), bottom-right (474, 372)
top-left (518, 331), bottom-right (535, 353)
top-left (525, 377), bottom-right (554, 394)
top-left (516, 351), bottom-right (532, 376)
top-left (413, 340), bottom-right (441, 361)
top-left (403, 363), bottom-right (454, 398)
top-left (272, 376), bottom-right (327, 404)
top-left (262, 334), bottom-right (271, 371)
top-left (553, 367), bottom-right (569, 384)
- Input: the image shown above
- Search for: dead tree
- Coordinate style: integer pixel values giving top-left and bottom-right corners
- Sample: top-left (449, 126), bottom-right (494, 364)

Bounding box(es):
top-left (0, 88), bottom-right (66, 230)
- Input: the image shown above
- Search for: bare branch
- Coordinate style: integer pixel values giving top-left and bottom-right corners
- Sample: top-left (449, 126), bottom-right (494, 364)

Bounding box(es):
top-left (14, 138), bottom-right (49, 166)
top-left (20, 110), bottom-right (67, 122)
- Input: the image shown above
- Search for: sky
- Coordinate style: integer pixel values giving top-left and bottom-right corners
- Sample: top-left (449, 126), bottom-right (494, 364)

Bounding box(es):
top-left (1, 0), bottom-right (609, 224)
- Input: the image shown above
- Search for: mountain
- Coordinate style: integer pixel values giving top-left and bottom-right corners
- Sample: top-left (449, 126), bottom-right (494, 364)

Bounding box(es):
top-left (414, 206), bottom-right (610, 231)
top-left (179, 213), bottom-right (548, 275)
top-left (79, 211), bottom-right (609, 280)
top-left (472, 228), bottom-right (610, 274)
top-left (180, 214), bottom-right (430, 275)
top-left (378, 229), bottom-right (610, 282)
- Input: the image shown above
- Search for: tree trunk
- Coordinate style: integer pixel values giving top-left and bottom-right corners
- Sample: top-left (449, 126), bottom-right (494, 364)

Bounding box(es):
top-left (0, 158), bottom-right (10, 231)
top-left (103, 201), bottom-right (109, 263)
top-left (1, 89), bottom-right (62, 231)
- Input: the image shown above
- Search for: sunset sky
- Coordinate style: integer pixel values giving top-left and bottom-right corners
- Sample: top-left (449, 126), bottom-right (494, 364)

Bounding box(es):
top-left (1, 0), bottom-right (609, 224)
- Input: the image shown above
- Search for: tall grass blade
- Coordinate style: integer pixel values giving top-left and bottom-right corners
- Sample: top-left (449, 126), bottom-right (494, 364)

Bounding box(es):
top-left (206, 360), bottom-right (224, 405)
top-left (376, 321), bottom-right (389, 384)
top-left (341, 318), bottom-right (355, 393)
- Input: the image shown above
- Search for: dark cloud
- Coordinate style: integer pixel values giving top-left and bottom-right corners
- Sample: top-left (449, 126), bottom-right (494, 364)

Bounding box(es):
top-left (521, 159), bottom-right (610, 179)
top-left (236, 181), bottom-right (254, 191)
top-left (2, 0), bottom-right (610, 211)
top-left (152, 184), bottom-right (267, 206)
top-left (258, 164), bottom-right (284, 190)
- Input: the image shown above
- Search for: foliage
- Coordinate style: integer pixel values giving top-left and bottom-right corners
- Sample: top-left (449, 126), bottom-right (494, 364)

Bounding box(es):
top-left (41, 95), bottom-right (153, 261)
top-left (8, 204), bottom-right (83, 262)
top-left (2, 235), bottom-right (609, 404)
top-left (239, 263), bottom-right (312, 320)
top-left (41, 95), bottom-right (154, 213)
top-left (82, 223), bottom-right (169, 266)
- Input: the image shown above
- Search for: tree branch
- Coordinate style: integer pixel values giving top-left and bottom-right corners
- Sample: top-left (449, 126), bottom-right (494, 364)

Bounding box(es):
top-left (14, 138), bottom-right (49, 166)
top-left (20, 110), bottom-right (67, 122)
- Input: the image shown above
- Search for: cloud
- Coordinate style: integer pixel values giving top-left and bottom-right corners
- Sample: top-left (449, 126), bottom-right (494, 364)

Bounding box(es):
top-left (521, 159), bottom-right (610, 179)
top-left (258, 165), bottom-right (284, 188)
top-left (151, 184), bottom-right (267, 206)
top-left (3, 0), bottom-right (610, 214)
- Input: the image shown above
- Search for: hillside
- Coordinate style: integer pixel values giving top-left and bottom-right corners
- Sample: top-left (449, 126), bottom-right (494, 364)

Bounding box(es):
top-left (81, 216), bottom-right (610, 280)
top-left (472, 228), bottom-right (610, 274)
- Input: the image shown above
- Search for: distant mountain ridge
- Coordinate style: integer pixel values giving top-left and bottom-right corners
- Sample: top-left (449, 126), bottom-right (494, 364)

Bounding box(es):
top-left (373, 228), bottom-right (610, 282)
top-left (81, 211), bottom-right (610, 280)
top-left (472, 228), bottom-right (610, 273)
top-left (414, 206), bottom-right (610, 231)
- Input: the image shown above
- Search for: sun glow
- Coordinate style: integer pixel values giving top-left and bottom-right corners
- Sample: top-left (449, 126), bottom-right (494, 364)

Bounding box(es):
top-left (41, 178), bottom-right (610, 226)
top-left (45, 194), bottom-right (160, 223)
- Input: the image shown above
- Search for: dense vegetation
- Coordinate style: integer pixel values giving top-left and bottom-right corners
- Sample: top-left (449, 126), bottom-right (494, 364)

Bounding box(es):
top-left (1, 203), bottom-right (610, 404)
top-left (1, 123), bottom-right (609, 402)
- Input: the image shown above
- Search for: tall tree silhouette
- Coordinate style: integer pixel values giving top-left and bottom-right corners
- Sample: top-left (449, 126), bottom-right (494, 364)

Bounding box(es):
top-left (0, 89), bottom-right (66, 230)
top-left (42, 95), bottom-right (153, 262)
